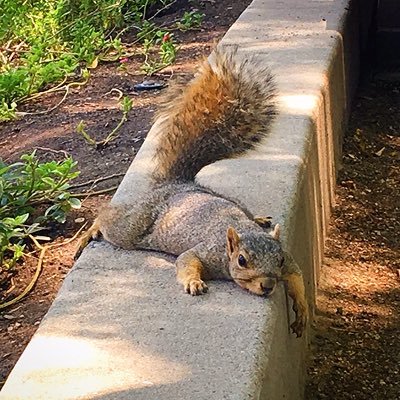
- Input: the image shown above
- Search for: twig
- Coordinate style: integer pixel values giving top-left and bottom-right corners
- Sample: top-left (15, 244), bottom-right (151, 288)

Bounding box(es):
top-left (5, 280), bottom-right (15, 295)
top-left (9, 305), bottom-right (22, 314)
top-left (128, 20), bottom-right (170, 47)
top-left (69, 173), bottom-right (124, 189)
top-left (148, 0), bottom-right (177, 21)
top-left (8, 41), bottom-right (26, 63)
top-left (17, 74), bottom-right (89, 116)
top-left (16, 85), bottom-right (70, 116)
top-left (329, 326), bottom-right (357, 333)
top-left (97, 113), bottom-right (127, 146)
top-left (35, 147), bottom-right (70, 158)
top-left (104, 25), bottom-right (118, 40)
top-left (47, 222), bottom-right (87, 249)
top-left (0, 223), bottom-right (87, 310)
top-left (142, 0), bottom-right (151, 20)
top-left (77, 95), bottom-right (131, 147)
top-left (21, 76), bottom-right (68, 103)
top-left (104, 88), bottom-right (124, 100)
top-left (73, 186), bottom-right (118, 198)
top-left (0, 237), bottom-right (45, 310)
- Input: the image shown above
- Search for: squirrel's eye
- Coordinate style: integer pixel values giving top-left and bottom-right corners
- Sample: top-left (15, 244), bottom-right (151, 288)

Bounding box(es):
top-left (238, 254), bottom-right (247, 267)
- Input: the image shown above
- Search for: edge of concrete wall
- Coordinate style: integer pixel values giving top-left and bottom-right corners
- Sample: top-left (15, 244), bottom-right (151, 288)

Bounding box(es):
top-left (0, 1), bottom-right (376, 399)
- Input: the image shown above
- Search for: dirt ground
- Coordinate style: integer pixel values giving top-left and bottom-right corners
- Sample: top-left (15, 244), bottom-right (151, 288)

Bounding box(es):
top-left (0, 0), bottom-right (251, 387)
top-left (305, 79), bottom-right (400, 399)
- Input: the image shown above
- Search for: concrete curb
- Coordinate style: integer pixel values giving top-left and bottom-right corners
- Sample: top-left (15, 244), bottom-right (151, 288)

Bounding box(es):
top-left (0, 1), bottom-right (376, 399)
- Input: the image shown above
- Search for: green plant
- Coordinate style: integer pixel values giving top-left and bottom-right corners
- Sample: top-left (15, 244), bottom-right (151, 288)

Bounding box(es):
top-left (0, 151), bottom-right (80, 270)
top-left (159, 32), bottom-right (176, 65)
top-left (176, 11), bottom-right (205, 31)
top-left (140, 30), bottom-right (177, 75)
top-left (0, 100), bottom-right (17, 122)
top-left (0, 0), bottom-right (176, 121)
top-left (77, 95), bottom-right (133, 147)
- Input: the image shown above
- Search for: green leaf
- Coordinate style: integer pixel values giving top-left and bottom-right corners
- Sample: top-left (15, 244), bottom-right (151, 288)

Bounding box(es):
top-left (14, 213), bottom-right (29, 225)
top-left (68, 197), bottom-right (81, 209)
top-left (41, 176), bottom-right (55, 186)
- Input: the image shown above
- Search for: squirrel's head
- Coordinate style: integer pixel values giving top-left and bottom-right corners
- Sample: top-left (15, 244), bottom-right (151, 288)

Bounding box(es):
top-left (226, 225), bottom-right (283, 296)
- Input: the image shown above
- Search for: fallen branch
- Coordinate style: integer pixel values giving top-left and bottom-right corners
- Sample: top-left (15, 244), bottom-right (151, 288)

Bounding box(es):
top-left (69, 173), bottom-right (125, 190)
top-left (17, 72), bottom-right (90, 116)
top-left (20, 76), bottom-right (69, 103)
top-left (148, 0), bottom-right (177, 21)
top-left (0, 237), bottom-right (46, 310)
top-left (35, 147), bottom-right (70, 158)
top-left (0, 223), bottom-right (87, 310)
top-left (16, 85), bottom-right (70, 117)
top-left (73, 186), bottom-right (118, 198)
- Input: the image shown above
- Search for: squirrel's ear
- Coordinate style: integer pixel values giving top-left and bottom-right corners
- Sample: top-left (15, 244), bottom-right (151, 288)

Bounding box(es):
top-left (270, 224), bottom-right (280, 240)
top-left (226, 226), bottom-right (240, 257)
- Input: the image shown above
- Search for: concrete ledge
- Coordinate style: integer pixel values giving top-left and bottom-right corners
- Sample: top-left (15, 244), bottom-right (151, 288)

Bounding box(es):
top-left (0, 1), bottom-right (375, 399)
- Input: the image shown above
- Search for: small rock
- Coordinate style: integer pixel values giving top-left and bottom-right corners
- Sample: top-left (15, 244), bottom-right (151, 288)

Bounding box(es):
top-left (3, 314), bottom-right (16, 320)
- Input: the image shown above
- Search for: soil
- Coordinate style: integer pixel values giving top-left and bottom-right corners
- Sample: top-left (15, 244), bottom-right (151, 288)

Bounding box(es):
top-left (305, 79), bottom-right (400, 399)
top-left (0, 0), bottom-right (251, 387)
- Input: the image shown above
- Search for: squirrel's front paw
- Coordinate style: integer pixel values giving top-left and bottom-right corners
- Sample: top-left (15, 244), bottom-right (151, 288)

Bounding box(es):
top-left (291, 306), bottom-right (307, 338)
top-left (184, 279), bottom-right (208, 296)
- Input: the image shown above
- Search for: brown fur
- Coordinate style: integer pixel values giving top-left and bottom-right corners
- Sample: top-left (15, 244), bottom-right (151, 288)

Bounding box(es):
top-left (154, 46), bottom-right (276, 182)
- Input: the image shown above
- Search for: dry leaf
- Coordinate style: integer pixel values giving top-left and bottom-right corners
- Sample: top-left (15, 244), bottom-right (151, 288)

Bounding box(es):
top-left (87, 57), bottom-right (98, 69)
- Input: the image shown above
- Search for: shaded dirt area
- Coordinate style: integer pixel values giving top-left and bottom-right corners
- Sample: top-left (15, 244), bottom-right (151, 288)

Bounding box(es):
top-left (0, 0), bottom-right (251, 387)
top-left (305, 79), bottom-right (400, 399)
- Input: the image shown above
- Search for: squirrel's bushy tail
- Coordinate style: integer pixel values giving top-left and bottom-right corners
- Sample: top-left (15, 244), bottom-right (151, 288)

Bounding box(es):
top-left (154, 46), bottom-right (277, 182)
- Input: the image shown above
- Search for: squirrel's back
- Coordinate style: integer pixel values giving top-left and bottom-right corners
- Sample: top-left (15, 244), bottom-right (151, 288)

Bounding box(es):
top-left (154, 46), bottom-right (277, 182)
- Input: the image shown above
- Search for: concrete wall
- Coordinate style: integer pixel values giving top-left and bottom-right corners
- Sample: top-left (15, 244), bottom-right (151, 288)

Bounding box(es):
top-left (0, 1), bottom-right (376, 399)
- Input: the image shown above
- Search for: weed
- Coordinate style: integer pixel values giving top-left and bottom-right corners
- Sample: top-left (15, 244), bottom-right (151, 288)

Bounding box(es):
top-left (0, 0), bottom-right (176, 120)
top-left (0, 101), bottom-right (17, 122)
top-left (176, 11), bottom-right (205, 31)
top-left (0, 151), bottom-right (80, 270)
top-left (77, 95), bottom-right (133, 147)
top-left (139, 27), bottom-right (177, 75)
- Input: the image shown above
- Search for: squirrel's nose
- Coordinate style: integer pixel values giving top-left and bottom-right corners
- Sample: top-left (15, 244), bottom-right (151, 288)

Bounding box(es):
top-left (260, 281), bottom-right (275, 296)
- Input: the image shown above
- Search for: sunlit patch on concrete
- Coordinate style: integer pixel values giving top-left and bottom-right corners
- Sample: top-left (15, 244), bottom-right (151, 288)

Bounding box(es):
top-left (1, 334), bottom-right (189, 400)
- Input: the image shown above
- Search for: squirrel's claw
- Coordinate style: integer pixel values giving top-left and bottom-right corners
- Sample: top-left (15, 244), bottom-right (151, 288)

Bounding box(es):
top-left (290, 305), bottom-right (307, 338)
top-left (184, 279), bottom-right (208, 296)
top-left (290, 318), bottom-right (304, 338)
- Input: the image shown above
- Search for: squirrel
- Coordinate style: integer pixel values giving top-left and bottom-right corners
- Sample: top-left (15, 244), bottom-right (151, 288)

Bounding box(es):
top-left (76, 46), bottom-right (308, 337)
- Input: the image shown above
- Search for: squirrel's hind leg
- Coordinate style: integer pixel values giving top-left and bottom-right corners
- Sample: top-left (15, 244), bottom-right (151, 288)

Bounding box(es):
top-left (176, 249), bottom-right (208, 296)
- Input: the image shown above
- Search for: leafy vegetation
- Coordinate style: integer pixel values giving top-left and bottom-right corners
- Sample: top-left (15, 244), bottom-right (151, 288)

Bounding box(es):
top-left (76, 95), bottom-right (133, 147)
top-left (176, 11), bottom-right (205, 31)
top-left (0, 152), bottom-right (80, 270)
top-left (0, 0), bottom-right (205, 121)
